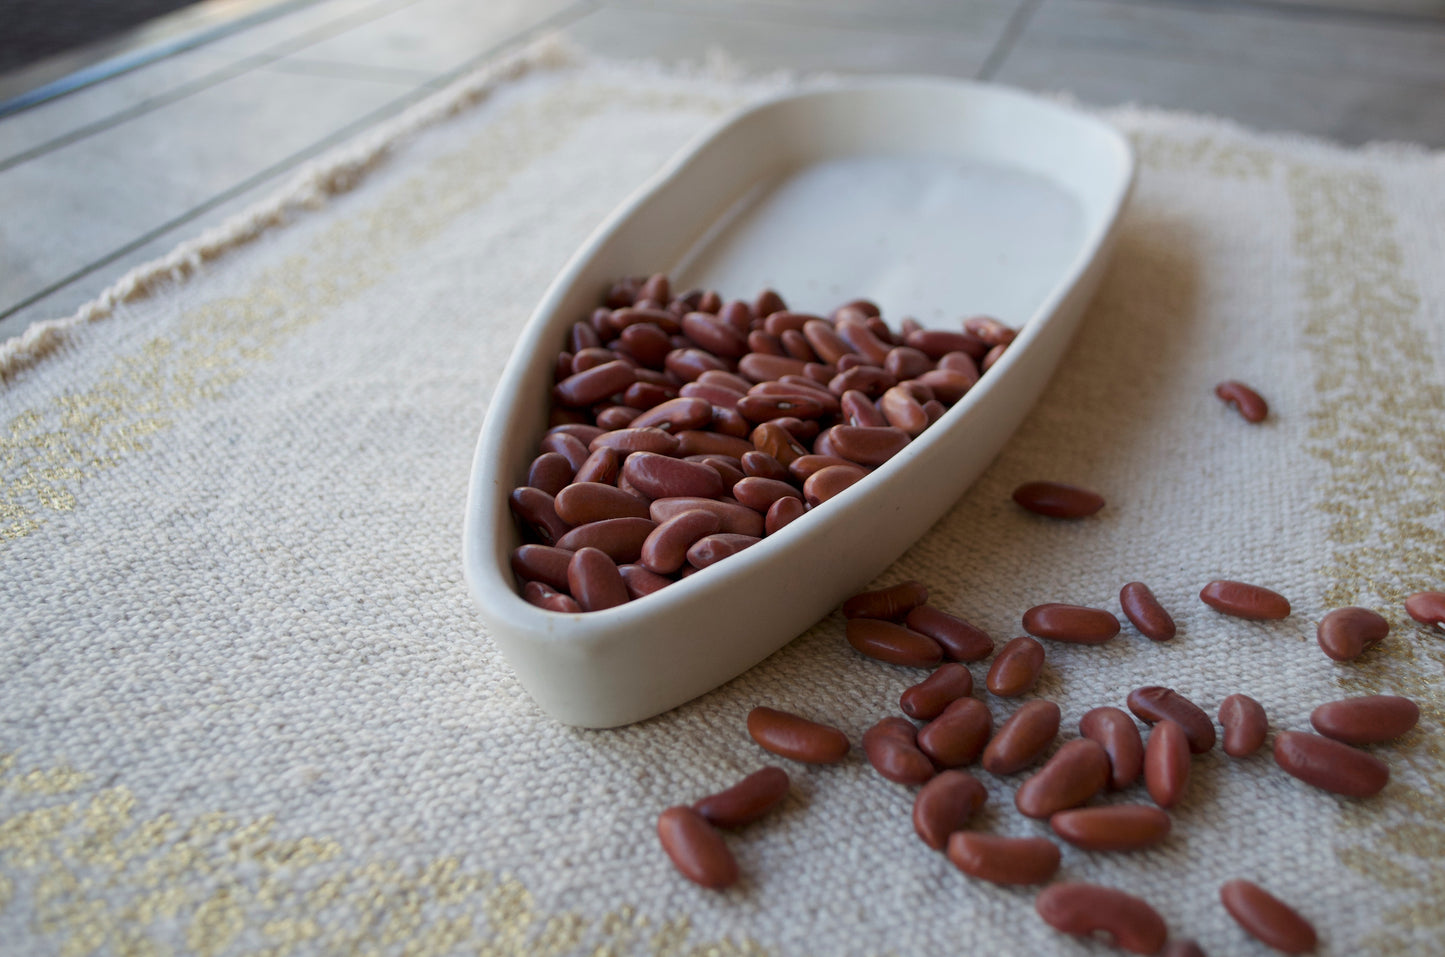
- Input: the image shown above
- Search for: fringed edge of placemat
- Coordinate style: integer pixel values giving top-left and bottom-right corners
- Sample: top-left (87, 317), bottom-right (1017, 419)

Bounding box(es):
top-left (0, 34), bottom-right (580, 382)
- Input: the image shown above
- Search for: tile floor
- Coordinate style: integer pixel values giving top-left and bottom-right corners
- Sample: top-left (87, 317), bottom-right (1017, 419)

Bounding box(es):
top-left (2, 0), bottom-right (1443, 340)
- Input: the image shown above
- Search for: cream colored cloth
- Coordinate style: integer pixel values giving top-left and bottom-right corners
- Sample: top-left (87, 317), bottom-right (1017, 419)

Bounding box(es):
top-left (2, 43), bottom-right (1443, 956)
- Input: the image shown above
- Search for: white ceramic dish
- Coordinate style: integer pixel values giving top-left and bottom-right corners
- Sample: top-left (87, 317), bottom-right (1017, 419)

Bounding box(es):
top-left (463, 78), bottom-right (1135, 728)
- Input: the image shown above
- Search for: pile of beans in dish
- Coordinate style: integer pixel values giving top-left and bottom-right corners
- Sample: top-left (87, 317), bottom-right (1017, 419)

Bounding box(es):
top-left (658, 576), bottom-right (1443, 955)
top-left (508, 274), bottom-right (1018, 612)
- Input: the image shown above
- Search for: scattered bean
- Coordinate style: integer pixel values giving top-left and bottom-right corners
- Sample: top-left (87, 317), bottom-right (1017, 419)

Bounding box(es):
top-left (1035, 883), bottom-right (1169, 955)
top-left (904, 605), bottom-right (994, 661)
top-left (899, 663), bottom-right (974, 721)
top-left (1011, 481), bottom-right (1105, 519)
top-left (693, 767), bottom-right (790, 829)
top-left (985, 635), bottom-right (1046, 697)
top-left (1014, 738), bottom-right (1110, 818)
top-left (845, 618), bottom-right (943, 668)
top-left (1144, 720), bottom-right (1191, 809)
top-left (1404, 590), bottom-right (1445, 629)
top-left (1310, 695), bottom-right (1419, 744)
top-left (842, 580), bottom-right (929, 620)
top-left (1218, 694), bottom-right (1269, 757)
top-left (981, 700), bottom-right (1060, 775)
top-left (1120, 581), bottom-right (1176, 641)
top-left (917, 698), bottom-right (993, 768)
top-left (1219, 880), bottom-right (1317, 953)
top-left (1050, 805), bottom-right (1172, 851)
top-left (1079, 706), bottom-right (1145, 790)
top-left (1161, 940), bottom-right (1208, 957)
top-left (1128, 686), bottom-right (1217, 754)
top-left (656, 806), bottom-right (738, 889)
top-left (1023, 603), bottom-right (1121, 644)
top-left (1316, 607), bottom-right (1390, 661)
top-left (912, 771), bottom-right (987, 850)
top-left (1273, 731), bottom-right (1389, 797)
top-left (1215, 380), bottom-right (1269, 423)
top-left (1199, 579), bottom-right (1291, 620)
top-left (863, 717), bottom-right (936, 785)
top-left (746, 707), bottom-right (850, 763)
top-left (948, 833), bottom-right (1060, 885)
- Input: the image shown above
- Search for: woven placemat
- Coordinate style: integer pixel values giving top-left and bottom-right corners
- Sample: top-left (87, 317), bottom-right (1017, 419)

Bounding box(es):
top-left (2, 41), bottom-right (1443, 955)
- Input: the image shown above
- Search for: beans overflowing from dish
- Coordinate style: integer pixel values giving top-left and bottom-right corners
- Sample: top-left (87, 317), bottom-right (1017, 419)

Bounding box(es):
top-left (509, 276), bottom-right (1013, 611)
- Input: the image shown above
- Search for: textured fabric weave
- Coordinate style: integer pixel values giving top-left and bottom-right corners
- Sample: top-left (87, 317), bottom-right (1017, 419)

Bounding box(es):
top-left (2, 44), bottom-right (1443, 956)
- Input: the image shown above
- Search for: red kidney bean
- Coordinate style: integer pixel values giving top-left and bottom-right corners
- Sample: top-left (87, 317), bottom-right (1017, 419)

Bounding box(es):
top-left (1015, 739), bottom-right (1110, 818)
top-left (523, 581), bottom-right (582, 613)
top-left (905, 605), bottom-right (994, 661)
top-left (863, 717), bottom-right (936, 785)
top-left (1023, 603), bottom-right (1120, 644)
top-left (842, 581), bottom-right (929, 620)
top-left (1120, 581), bottom-right (1176, 641)
top-left (618, 563), bottom-right (672, 599)
top-left (985, 635), bottom-right (1046, 697)
top-left (913, 771), bottom-right (986, 850)
top-left (680, 380), bottom-right (746, 407)
top-left (570, 320), bottom-right (602, 352)
top-left (1310, 695), bottom-right (1419, 744)
top-left (962, 315), bottom-right (1016, 346)
top-left (798, 319), bottom-right (853, 364)
top-left (690, 454), bottom-right (744, 491)
top-left (1404, 590), bottom-right (1445, 629)
top-left (937, 349), bottom-right (980, 378)
top-left (1218, 693), bottom-right (1268, 757)
top-left (526, 452), bottom-right (574, 496)
top-left (900, 663), bottom-right (974, 721)
top-left (681, 311), bottom-right (748, 358)
top-left (650, 497), bottom-right (764, 537)
top-left (803, 464), bottom-right (867, 506)
top-left (981, 700), bottom-right (1060, 775)
top-left (638, 274), bottom-right (670, 303)
top-left (640, 509), bottom-right (722, 574)
top-left (835, 317), bottom-right (893, 364)
top-left (787, 453), bottom-right (856, 483)
top-left (1219, 880), bottom-right (1317, 953)
top-left (910, 369), bottom-right (972, 404)
top-left (554, 360), bottom-right (636, 407)
top-left (746, 707), bottom-right (849, 763)
top-left (594, 405), bottom-right (640, 430)
top-left (510, 544), bottom-right (575, 593)
top-left (693, 766), bottom-right (790, 829)
top-left (824, 425), bottom-right (910, 466)
top-left (567, 547), bottom-right (629, 612)
top-left (554, 482), bottom-right (650, 525)
top-left (622, 380), bottom-right (674, 411)
top-left (774, 415), bottom-right (819, 443)
top-left (749, 421), bottom-right (808, 465)
top-left (981, 343), bottom-right (1008, 371)
top-left (948, 833), bottom-right (1060, 885)
top-left (845, 619), bottom-right (943, 668)
top-left (736, 393), bottom-right (828, 423)
top-left (764, 496), bottom-right (806, 535)
top-left (780, 328), bottom-right (818, 362)
top-left (573, 446), bottom-right (620, 485)
top-left (554, 517), bottom-right (655, 564)
top-left (828, 365), bottom-right (896, 398)
top-left (905, 328), bottom-right (988, 360)
top-left (1199, 579), bottom-right (1291, 619)
top-left (839, 389), bottom-right (886, 428)
top-left (1316, 606), bottom-right (1389, 661)
top-left (1128, 686), bottom-right (1217, 754)
top-left (754, 289), bottom-right (786, 318)
top-left (622, 451), bottom-right (724, 500)
top-left (1011, 481), bottom-right (1105, 519)
top-left (1215, 380), bottom-right (1268, 423)
top-left (1161, 941), bottom-right (1207, 957)
top-left (616, 322), bottom-right (672, 368)
top-left (739, 450), bottom-right (789, 481)
top-left (709, 404), bottom-right (751, 438)
top-left (627, 396), bottom-right (713, 433)
top-left (666, 347), bottom-right (728, 381)
top-left (1080, 706), bottom-right (1145, 790)
top-left (747, 330), bottom-right (785, 356)
top-left (539, 431), bottom-right (591, 471)
top-left (1144, 720), bottom-right (1191, 809)
top-left (738, 352), bottom-right (809, 382)
top-left (698, 369), bottom-right (753, 393)
top-left (508, 487), bottom-right (571, 546)
top-left (656, 806), bottom-right (737, 890)
top-left (878, 386), bottom-right (929, 436)
top-left (589, 426), bottom-right (681, 457)
top-left (761, 310), bottom-right (819, 336)
top-left (1273, 731), bottom-right (1389, 797)
top-left (1049, 805), bottom-right (1171, 851)
top-left (687, 533), bottom-right (760, 570)
top-left (918, 698), bottom-right (992, 768)
top-left (731, 476), bottom-right (802, 513)
top-left (570, 347), bottom-right (626, 375)
top-left (546, 422), bottom-right (605, 443)
top-left (1035, 883), bottom-right (1168, 954)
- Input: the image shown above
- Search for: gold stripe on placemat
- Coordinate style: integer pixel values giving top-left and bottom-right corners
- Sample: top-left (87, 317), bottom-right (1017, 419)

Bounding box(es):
top-left (1288, 163), bottom-right (1445, 954)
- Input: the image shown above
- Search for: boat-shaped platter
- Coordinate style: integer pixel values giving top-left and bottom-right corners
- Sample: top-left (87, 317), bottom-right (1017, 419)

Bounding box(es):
top-left (463, 78), bottom-right (1135, 727)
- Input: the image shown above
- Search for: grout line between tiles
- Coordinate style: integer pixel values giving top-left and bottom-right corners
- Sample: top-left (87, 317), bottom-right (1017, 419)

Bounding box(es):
top-left (976, 0), bottom-right (1045, 80)
top-left (0, 0), bottom-right (601, 327)
top-left (0, 0), bottom-right (427, 173)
